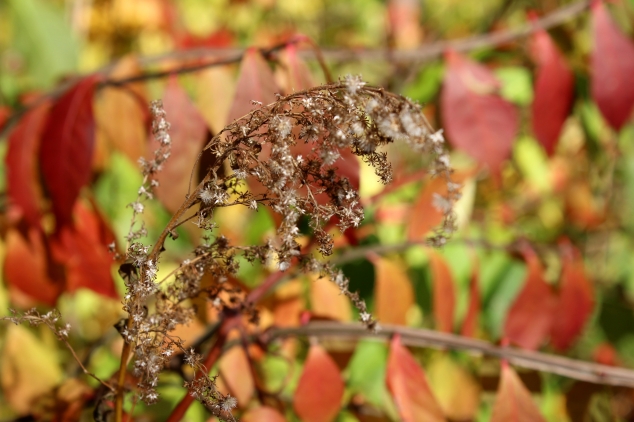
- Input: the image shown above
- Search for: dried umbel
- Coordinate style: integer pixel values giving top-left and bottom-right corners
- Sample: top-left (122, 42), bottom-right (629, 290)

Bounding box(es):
top-left (119, 76), bottom-right (459, 412)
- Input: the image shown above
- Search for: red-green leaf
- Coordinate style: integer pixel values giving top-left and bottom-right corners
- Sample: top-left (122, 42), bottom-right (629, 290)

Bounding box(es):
top-left (441, 50), bottom-right (518, 174)
top-left (293, 344), bottom-right (344, 422)
top-left (530, 27), bottom-right (574, 155)
top-left (227, 48), bottom-right (279, 124)
top-left (591, 1), bottom-right (634, 130)
top-left (151, 77), bottom-right (208, 214)
top-left (491, 363), bottom-right (546, 422)
top-left (386, 334), bottom-right (445, 422)
top-left (40, 76), bottom-right (100, 228)
top-left (6, 103), bottom-right (50, 228)
top-left (429, 251), bottom-right (455, 333)
top-left (3, 228), bottom-right (61, 306)
top-left (504, 245), bottom-right (556, 350)
top-left (550, 240), bottom-right (594, 351)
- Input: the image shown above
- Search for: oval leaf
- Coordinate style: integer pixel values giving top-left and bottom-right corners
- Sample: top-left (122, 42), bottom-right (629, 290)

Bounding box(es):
top-left (6, 102), bottom-right (50, 227)
top-left (386, 334), bottom-right (445, 422)
top-left (550, 240), bottom-right (594, 351)
top-left (428, 251), bottom-right (455, 333)
top-left (441, 50), bottom-right (518, 173)
top-left (491, 363), bottom-right (546, 422)
top-left (40, 75), bottom-right (100, 228)
top-left (310, 274), bottom-right (352, 321)
top-left (504, 245), bottom-right (556, 350)
top-left (293, 344), bottom-right (344, 422)
top-left (530, 28), bottom-right (574, 155)
top-left (427, 354), bottom-right (480, 420)
top-left (591, 1), bottom-right (634, 130)
top-left (217, 343), bottom-right (254, 407)
top-left (373, 256), bottom-right (415, 325)
top-left (461, 262), bottom-right (480, 338)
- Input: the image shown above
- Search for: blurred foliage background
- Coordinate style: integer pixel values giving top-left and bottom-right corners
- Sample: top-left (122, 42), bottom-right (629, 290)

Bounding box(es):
top-left (2, 0), bottom-right (634, 421)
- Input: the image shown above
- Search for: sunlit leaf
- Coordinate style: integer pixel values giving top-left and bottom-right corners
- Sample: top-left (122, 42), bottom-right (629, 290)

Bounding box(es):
top-left (386, 334), bottom-right (445, 422)
top-left (217, 340), bottom-right (254, 408)
top-left (491, 363), bottom-right (546, 422)
top-left (550, 240), bottom-right (594, 351)
top-left (530, 27), bottom-right (574, 155)
top-left (387, 0), bottom-right (423, 49)
top-left (591, 1), bottom-right (634, 130)
top-left (195, 66), bottom-right (236, 133)
top-left (40, 75), bottom-right (100, 228)
top-left (0, 324), bottom-right (63, 415)
top-left (6, 102), bottom-right (50, 228)
top-left (373, 256), bottom-right (414, 325)
top-left (293, 344), bottom-right (344, 422)
top-left (278, 44), bottom-right (316, 94)
top-left (427, 354), bottom-right (480, 420)
top-left (94, 56), bottom-right (148, 164)
top-left (428, 251), bottom-right (455, 333)
top-left (309, 274), bottom-right (351, 321)
top-left (504, 245), bottom-right (555, 350)
top-left (441, 50), bottom-right (518, 174)
top-left (151, 77), bottom-right (208, 214)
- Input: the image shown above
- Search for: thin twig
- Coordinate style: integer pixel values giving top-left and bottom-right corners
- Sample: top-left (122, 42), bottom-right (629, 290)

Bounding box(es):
top-left (264, 321), bottom-right (634, 388)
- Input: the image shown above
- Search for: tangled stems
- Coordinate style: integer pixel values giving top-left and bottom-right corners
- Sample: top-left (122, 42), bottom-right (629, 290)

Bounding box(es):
top-left (114, 78), bottom-right (459, 420)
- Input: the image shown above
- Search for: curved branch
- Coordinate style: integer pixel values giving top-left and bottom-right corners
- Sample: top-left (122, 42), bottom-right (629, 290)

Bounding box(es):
top-left (264, 321), bottom-right (634, 388)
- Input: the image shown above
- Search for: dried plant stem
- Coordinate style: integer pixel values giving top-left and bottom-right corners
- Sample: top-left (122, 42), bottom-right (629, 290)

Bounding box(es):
top-left (266, 321), bottom-right (634, 388)
top-left (166, 318), bottom-right (231, 422)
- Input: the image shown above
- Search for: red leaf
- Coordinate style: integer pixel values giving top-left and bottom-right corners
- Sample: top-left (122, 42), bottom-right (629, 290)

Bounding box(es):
top-left (242, 406), bottom-right (286, 422)
top-left (40, 76), bottom-right (100, 228)
top-left (386, 334), bottom-right (445, 422)
top-left (429, 251), bottom-right (455, 333)
top-left (591, 1), bottom-right (634, 130)
top-left (293, 344), bottom-right (344, 422)
top-left (441, 50), bottom-right (518, 173)
top-left (504, 245), bottom-right (556, 350)
top-left (0, 106), bottom-right (10, 132)
top-left (6, 103), bottom-right (51, 228)
top-left (279, 44), bottom-right (316, 93)
top-left (530, 28), bottom-right (574, 155)
top-left (151, 77), bottom-right (208, 214)
top-left (550, 240), bottom-right (594, 351)
top-left (491, 363), bottom-right (546, 422)
top-left (461, 262), bottom-right (480, 338)
top-left (227, 48), bottom-right (280, 124)
top-left (3, 228), bottom-right (61, 306)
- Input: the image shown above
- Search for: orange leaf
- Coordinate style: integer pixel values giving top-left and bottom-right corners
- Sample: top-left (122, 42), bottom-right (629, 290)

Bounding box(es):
top-left (195, 66), bottom-right (235, 133)
top-left (242, 406), bottom-right (286, 422)
top-left (373, 256), bottom-right (414, 325)
top-left (491, 363), bottom-right (546, 422)
top-left (94, 56), bottom-right (148, 164)
top-left (310, 274), bottom-right (351, 321)
top-left (387, 0), bottom-right (423, 49)
top-left (428, 251), bottom-right (455, 333)
top-left (550, 240), bottom-right (594, 351)
top-left (504, 245), bottom-right (555, 350)
top-left (217, 340), bottom-right (254, 407)
top-left (277, 44), bottom-right (316, 94)
top-left (3, 228), bottom-right (61, 305)
top-left (386, 334), bottom-right (445, 422)
top-left (293, 344), bottom-right (344, 422)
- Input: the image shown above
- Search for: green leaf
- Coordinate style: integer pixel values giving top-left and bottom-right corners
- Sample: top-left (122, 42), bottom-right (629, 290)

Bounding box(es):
top-left (8, 0), bottom-right (78, 88)
top-left (347, 339), bottom-right (392, 410)
top-left (495, 67), bottom-right (533, 106)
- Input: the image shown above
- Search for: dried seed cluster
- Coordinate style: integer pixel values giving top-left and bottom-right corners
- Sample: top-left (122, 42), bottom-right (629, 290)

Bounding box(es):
top-left (118, 77), bottom-right (459, 413)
